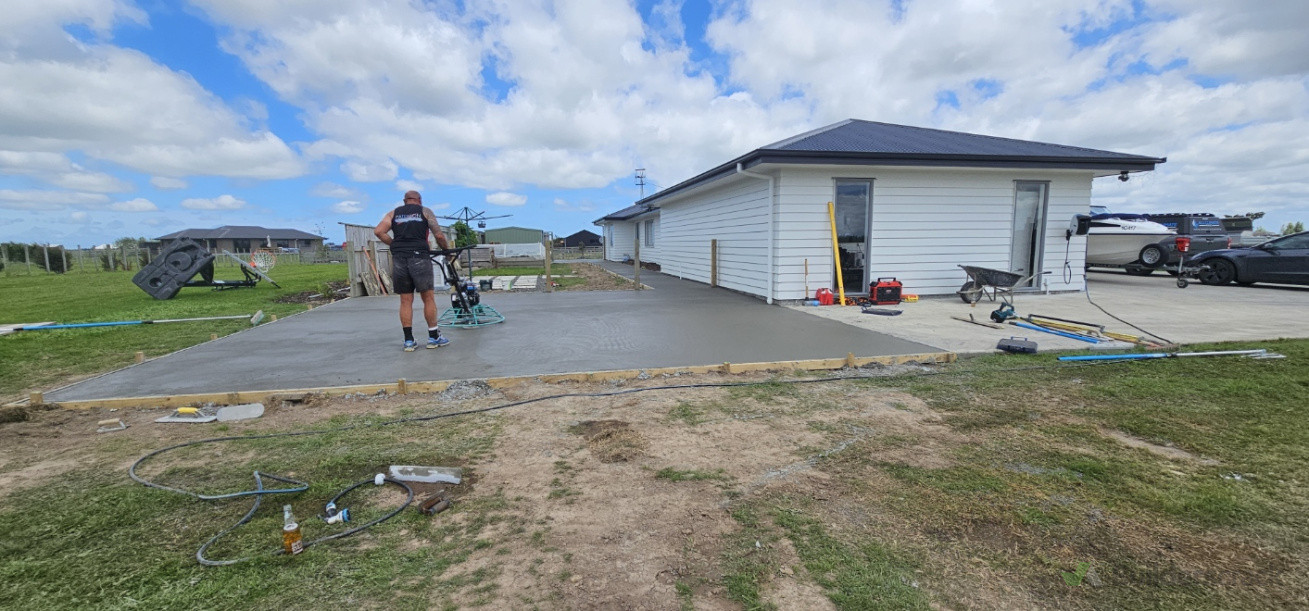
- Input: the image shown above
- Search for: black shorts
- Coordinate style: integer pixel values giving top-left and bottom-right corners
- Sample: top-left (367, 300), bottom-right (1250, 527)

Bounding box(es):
top-left (391, 253), bottom-right (435, 294)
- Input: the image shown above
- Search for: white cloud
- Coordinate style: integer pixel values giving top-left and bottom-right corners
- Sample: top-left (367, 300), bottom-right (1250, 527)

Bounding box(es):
top-left (395, 179), bottom-right (424, 193)
top-left (4, 0), bottom-right (1309, 243)
top-left (0, 189), bottom-right (110, 209)
top-left (70, 211), bottom-right (88, 221)
top-left (0, 8), bottom-right (305, 180)
top-left (331, 200), bottom-right (365, 214)
top-left (341, 159), bottom-right (397, 182)
top-left (110, 197), bottom-right (158, 212)
top-left (180, 194), bottom-right (246, 210)
top-left (487, 192), bottom-right (527, 207)
top-left (50, 170), bottom-right (132, 193)
top-left (150, 176), bottom-right (188, 190)
top-left (311, 181), bottom-right (359, 198)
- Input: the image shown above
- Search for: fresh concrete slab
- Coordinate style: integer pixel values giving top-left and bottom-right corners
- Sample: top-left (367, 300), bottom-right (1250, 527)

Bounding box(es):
top-left (514, 276), bottom-right (538, 290)
top-left (44, 265), bottom-right (941, 402)
top-left (491, 276), bottom-right (514, 290)
top-left (791, 269), bottom-right (1309, 354)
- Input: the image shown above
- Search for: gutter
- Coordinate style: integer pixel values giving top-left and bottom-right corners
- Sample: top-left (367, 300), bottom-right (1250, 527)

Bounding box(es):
top-left (736, 163), bottom-right (775, 304)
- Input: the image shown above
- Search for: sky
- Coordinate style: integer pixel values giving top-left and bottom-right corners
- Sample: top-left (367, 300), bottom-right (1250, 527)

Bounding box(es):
top-left (2, 0), bottom-right (1307, 248)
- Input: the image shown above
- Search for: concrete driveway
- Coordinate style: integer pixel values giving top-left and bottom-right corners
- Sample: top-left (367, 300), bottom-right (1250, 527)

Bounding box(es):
top-left (45, 263), bottom-right (941, 403)
top-left (793, 269), bottom-right (1309, 354)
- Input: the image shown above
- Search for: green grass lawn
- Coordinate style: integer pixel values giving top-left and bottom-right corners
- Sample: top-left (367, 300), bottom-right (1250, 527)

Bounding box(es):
top-left (0, 261), bottom-right (346, 402)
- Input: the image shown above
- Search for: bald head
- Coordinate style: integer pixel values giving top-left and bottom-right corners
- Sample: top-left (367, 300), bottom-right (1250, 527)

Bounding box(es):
top-left (403, 191), bottom-right (422, 205)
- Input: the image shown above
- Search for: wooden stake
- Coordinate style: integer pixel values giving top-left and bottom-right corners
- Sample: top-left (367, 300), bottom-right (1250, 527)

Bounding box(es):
top-left (710, 239), bottom-right (718, 287)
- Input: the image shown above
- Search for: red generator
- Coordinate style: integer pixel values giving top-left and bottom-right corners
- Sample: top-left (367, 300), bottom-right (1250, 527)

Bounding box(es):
top-left (870, 277), bottom-right (903, 305)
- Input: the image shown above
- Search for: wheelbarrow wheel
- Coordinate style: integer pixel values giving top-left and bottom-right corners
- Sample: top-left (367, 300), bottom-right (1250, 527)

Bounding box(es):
top-left (957, 281), bottom-right (982, 304)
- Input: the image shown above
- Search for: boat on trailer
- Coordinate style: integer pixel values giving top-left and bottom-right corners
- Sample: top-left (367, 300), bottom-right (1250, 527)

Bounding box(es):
top-left (1085, 212), bottom-right (1174, 267)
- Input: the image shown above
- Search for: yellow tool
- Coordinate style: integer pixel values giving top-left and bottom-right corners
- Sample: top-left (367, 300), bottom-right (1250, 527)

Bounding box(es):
top-left (827, 202), bottom-right (846, 306)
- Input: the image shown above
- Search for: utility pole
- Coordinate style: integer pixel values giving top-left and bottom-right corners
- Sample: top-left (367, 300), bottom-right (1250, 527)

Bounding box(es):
top-left (635, 168), bottom-right (647, 200)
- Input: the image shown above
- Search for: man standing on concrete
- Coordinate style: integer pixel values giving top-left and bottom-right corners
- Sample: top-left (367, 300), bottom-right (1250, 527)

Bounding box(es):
top-left (374, 191), bottom-right (452, 351)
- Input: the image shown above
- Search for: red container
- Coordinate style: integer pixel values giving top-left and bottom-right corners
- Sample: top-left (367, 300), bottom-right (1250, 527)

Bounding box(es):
top-left (815, 288), bottom-right (834, 305)
top-left (1175, 236), bottom-right (1191, 253)
top-left (870, 277), bottom-right (902, 305)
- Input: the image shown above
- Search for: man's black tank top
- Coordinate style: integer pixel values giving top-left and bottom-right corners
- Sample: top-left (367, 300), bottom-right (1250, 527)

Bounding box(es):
top-left (390, 204), bottom-right (430, 256)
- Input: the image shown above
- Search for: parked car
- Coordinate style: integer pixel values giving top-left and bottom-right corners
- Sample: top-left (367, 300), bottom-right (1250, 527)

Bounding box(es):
top-left (1191, 231), bottom-right (1309, 286)
top-left (1131, 212), bottom-right (1231, 274)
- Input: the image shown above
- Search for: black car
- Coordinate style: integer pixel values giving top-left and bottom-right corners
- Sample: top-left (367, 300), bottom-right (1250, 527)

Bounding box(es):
top-left (1191, 231), bottom-right (1309, 286)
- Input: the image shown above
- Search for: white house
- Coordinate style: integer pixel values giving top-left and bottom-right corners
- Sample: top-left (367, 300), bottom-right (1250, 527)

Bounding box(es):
top-left (595, 119), bottom-right (1164, 303)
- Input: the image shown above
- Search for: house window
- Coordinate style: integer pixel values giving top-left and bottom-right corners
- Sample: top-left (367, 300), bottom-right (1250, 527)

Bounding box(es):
top-left (607, 226), bottom-right (613, 246)
top-left (643, 219), bottom-right (655, 247)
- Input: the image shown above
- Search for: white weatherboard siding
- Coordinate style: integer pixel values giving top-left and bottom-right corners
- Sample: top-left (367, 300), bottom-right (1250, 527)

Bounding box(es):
top-left (655, 177), bottom-right (771, 296)
top-left (603, 214), bottom-right (662, 263)
top-left (603, 221), bottom-right (638, 262)
top-left (774, 166), bottom-right (1093, 300)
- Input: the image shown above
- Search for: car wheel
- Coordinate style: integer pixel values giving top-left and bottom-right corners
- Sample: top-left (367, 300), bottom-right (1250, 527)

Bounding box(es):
top-left (1199, 259), bottom-right (1237, 285)
top-left (1124, 265), bottom-right (1154, 276)
top-left (1138, 244), bottom-right (1167, 268)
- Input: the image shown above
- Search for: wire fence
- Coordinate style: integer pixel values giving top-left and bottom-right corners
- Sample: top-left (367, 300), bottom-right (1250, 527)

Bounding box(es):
top-left (0, 244), bottom-right (347, 276)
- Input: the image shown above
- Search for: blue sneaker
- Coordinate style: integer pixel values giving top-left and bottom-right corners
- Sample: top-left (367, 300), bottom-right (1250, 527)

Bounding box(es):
top-left (427, 336), bottom-right (450, 349)
top-left (403, 340), bottom-right (418, 352)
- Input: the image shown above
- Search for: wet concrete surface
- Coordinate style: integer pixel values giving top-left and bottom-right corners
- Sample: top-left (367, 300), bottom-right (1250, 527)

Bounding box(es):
top-left (46, 262), bottom-right (941, 401)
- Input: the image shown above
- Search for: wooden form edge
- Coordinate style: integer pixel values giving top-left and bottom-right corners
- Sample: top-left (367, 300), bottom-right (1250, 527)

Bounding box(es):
top-left (11, 351), bottom-right (955, 411)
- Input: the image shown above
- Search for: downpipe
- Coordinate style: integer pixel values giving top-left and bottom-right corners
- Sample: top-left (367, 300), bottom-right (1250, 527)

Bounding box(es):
top-left (736, 163), bottom-right (775, 304)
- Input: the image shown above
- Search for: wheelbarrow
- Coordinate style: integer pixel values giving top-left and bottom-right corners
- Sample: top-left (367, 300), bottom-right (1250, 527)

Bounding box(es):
top-left (956, 265), bottom-right (1049, 305)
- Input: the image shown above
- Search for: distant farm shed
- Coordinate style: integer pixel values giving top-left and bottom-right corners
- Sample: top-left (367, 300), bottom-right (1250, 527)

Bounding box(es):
top-left (157, 226), bottom-right (323, 253)
top-left (562, 230), bottom-right (602, 247)
top-left (595, 119), bottom-right (1164, 303)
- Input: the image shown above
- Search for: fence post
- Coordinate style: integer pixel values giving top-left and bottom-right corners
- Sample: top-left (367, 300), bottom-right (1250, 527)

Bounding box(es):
top-left (711, 239), bottom-right (718, 287)
top-left (25, 244), bottom-right (31, 274)
top-left (1, 242), bottom-right (8, 274)
top-left (633, 231), bottom-right (641, 290)
top-left (43, 244), bottom-right (51, 273)
top-left (544, 239), bottom-right (553, 293)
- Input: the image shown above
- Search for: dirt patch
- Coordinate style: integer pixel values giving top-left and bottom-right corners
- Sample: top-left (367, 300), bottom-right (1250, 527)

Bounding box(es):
top-left (1100, 428), bottom-right (1221, 465)
top-left (569, 419), bottom-right (647, 463)
top-left (273, 280), bottom-right (350, 305)
top-left (553, 261), bottom-right (636, 291)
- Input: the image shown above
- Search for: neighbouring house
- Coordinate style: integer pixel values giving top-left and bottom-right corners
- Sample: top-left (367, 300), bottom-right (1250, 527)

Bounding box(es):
top-left (157, 226), bottom-right (324, 253)
top-left (561, 230), bottom-right (602, 247)
top-left (483, 226), bottom-right (546, 244)
top-left (594, 119), bottom-right (1164, 302)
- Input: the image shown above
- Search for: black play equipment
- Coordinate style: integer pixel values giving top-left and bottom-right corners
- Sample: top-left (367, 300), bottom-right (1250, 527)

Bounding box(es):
top-left (430, 246), bottom-right (505, 327)
top-left (133, 238), bottom-right (280, 300)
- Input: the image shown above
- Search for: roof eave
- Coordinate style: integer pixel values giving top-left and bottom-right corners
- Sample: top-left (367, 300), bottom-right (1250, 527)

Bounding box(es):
top-left (636, 150), bottom-right (1164, 208)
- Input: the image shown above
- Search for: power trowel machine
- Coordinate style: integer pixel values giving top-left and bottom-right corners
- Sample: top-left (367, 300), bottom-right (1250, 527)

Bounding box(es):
top-left (430, 246), bottom-right (505, 327)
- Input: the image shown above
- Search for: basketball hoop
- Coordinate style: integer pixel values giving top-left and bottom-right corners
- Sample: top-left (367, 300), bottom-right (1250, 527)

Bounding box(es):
top-left (250, 249), bottom-right (278, 270)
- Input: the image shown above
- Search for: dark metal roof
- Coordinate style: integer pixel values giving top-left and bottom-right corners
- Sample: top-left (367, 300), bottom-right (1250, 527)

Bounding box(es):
top-left (593, 203), bottom-right (654, 224)
top-left (157, 226), bottom-right (323, 241)
top-left (627, 119), bottom-right (1166, 209)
